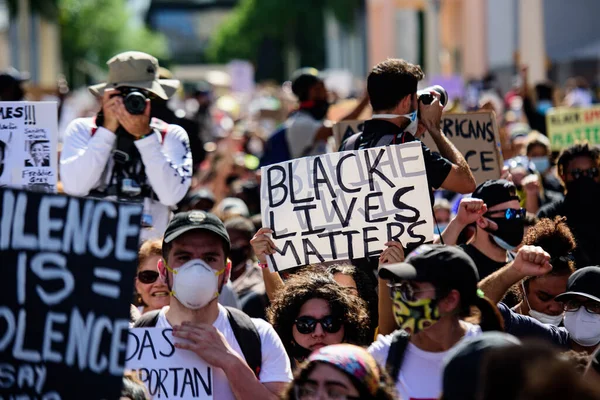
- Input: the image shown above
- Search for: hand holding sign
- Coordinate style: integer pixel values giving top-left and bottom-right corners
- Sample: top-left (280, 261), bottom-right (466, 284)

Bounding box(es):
top-left (455, 198), bottom-right (488, 226)
top-left (379, 241), bottom-right (405, 266)
top-left (251, 227), bottom-right (277, 264)
top-left (173, 322), bottom-right (238, 371)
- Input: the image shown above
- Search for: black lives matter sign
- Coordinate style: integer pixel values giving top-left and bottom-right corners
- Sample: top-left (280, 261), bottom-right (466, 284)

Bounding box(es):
top-left (0, 188), bottom-right (142, 399)
top-left (260, 141), bottom-right (434, 271)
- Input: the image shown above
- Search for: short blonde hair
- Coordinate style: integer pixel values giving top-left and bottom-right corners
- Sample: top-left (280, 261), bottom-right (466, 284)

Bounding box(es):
top-left (138, 238), bottom-right (162, 270)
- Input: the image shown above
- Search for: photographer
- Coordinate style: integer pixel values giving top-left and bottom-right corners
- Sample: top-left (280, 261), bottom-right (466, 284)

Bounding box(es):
top-left (60, 51), bottom-right (192, 240)
top-left (340, 59), bottom-right (475, 195)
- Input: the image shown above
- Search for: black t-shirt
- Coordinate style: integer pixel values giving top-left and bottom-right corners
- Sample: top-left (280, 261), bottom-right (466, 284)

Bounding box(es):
top-left (340, 119), bottom-right (453, 190)
top-left (460, 243), bottom-right (514, 281)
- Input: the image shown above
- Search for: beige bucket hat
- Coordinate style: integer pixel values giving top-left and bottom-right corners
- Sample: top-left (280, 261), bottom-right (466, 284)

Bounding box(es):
top-left (89, 51), bottom-right (179, 100)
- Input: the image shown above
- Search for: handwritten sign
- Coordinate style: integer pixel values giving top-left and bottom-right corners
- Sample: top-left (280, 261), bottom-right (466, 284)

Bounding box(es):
top-left (260, 142), bottom-right (433, 271)
top-left (333, 120), bottom-right (364, 149)
top-left (546, 105), bottom-right (600, 150)
top-left (126, 328), bottom-right (213, 400)
top-left (0, 102), bottom-right (58, 192)
top-left (0, 188), bottom-right (142, 399)
top-left (421, 111), bottom-right (503, 183)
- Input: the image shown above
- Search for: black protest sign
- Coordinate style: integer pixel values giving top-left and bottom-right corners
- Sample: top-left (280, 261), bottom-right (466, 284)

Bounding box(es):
top-left (260, 141), bottom-right (434, 271)
top-left (333, 120), bottom-right (364, 149)
top-left (0, 188), bottom-right (142, 399)
top-left (421, 111), bottom-right (503, 184)
top-left (126, 328), bottom-right (213, 399)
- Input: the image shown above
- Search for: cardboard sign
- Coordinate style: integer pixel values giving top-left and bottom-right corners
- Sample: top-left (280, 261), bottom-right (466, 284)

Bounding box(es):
top-left (0, 102), bottom-right (58, 192)
top-left (0, 188), bottom-right (142, 399)
top-left (421, 111), bottom-right (503, 184)
top-left (260, 142), bottom-right (433, 271)
top-left (126, 328), bottom-right (214, 400)
top-left (546, 106), bottom-right (600, 150)
top-left (333, 120), bottom-right (364, 149)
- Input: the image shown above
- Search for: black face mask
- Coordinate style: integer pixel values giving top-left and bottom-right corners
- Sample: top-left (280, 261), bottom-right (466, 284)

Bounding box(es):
top-left (304, 100), bottom-right (330, 120)
top-left (229, 246), bottom-right (250, 269)
top-left (289, 340), bottom-right (312, 362)
top-left (485, 217), bottom-right (524, 250)
top-left (566, 177), bottom-right (600, 204)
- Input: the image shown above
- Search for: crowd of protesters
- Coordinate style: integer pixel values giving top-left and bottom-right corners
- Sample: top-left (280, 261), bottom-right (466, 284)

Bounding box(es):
top-left (5, 48), bottom-right (600, 400)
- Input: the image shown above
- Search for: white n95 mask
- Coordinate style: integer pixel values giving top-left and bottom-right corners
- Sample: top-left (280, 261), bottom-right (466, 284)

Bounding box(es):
top-left (166, 259), bottom-right (224, 310)
top-left (563, 308), bottom-right (600, 347)
top-left (521, 282), bottom-right (564, 326)
top-left (372, 110), bottom-right (418, 136)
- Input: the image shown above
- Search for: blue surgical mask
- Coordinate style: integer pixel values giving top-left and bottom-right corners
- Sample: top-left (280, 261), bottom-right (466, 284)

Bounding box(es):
top-left (530, 157), bottom-right (550, 174)
top-left (372, 110), bottom-right (418, 136)
top-left (536, 100), bottom-right (552, 115)
top-left (491, 234), bottom-right (517, 251)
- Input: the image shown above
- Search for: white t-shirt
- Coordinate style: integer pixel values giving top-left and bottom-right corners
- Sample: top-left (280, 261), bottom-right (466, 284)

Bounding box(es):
top-left (156, 305), bottom-right (292, 400)
top-left (368, 323), bottom-right (482, 400)
top-left (286, 111), bottom-right (330, 158)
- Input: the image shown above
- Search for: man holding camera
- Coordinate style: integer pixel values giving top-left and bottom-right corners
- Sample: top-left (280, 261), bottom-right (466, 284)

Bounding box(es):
top-left (341, 59), bottom-right (475, 195)
top-left (60, 51), bottom-right (192, 240)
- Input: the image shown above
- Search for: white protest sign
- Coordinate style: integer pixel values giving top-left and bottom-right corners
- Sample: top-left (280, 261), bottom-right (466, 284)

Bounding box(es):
top-left (333, 120), bottom-right (364, 149)
top-left (421, 111), bottom-right (503, 184)
top-left (260, 141), bottom-right (433, 271)
top-left (0, 101), bottom-right (58, 192)
top-left (126, 328), bottom-right (213, 399)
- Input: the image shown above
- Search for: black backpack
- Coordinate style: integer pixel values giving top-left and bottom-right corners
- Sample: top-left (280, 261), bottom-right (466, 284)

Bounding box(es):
top-left (385, 329), bottom-right (411, 383)
top-left (134, 307), bottom-right (262, 378)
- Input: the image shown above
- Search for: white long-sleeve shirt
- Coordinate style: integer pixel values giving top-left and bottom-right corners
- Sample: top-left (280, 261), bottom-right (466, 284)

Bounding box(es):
top-left (60, 117), bottom-right (192, 241)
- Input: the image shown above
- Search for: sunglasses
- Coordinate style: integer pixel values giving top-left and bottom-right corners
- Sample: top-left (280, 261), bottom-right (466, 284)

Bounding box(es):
top-left (485, 208), bottom-right (526, 221)
top-left (563, 299), bottom-right (600, 315)
top-left (137, 270), bottom-right (159, 284)
top-left (568, 167), bottom-right (599, 180)
top-left (294, 316), bottom-right (342, 335)
top-left (388, 282), bottom-right (433, 302)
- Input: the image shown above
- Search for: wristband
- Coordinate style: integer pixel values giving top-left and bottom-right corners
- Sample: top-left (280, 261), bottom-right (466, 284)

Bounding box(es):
top-left (258, 262), bottom-right (269, 269)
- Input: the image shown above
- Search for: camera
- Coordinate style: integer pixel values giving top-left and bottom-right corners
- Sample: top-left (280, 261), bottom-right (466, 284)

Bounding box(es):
top-left (122, 89), bottom-right (148, 115)
top-left (418, 85), bottom-right (448, 107)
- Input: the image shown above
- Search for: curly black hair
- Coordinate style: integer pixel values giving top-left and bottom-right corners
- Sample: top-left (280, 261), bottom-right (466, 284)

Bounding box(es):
top-left (523, 216), bottom-right (576, 276)
top-left (267, 270), bottom-right (371, 357)
top-left (557, 142), bottom-right (600, 178)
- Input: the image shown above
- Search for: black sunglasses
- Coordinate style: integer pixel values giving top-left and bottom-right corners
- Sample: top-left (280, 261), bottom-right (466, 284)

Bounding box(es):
top-left (137, 270), bottom-right (159, 284)
top-left (485, 207), bottom-right (526, 221)
top-left (568, 167), bottom-right (599, 180)
top-left (294, 316), bottom-right (342, 335)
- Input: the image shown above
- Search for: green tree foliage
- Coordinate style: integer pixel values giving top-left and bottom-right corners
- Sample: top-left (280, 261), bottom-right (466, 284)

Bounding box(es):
top-left (58, 0), bottom-right (167, 83)
top-left (207, 0), bottom-right (361, 81)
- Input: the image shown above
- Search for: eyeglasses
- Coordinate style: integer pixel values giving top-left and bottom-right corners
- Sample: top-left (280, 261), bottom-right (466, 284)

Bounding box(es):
top-left (137, 270), bottom-right (159, 284)
top-left (293, 382), bottom-right (360, 400)
top-left (563, 299), bottom-right (600, 314)
top-left (485, 208), bottom-right (526, 221)
top-left (568, 167), bottom-right (599, 180)
top-left (387, 282), bottom-right (433, 303)
top-left (294, 316), bottom-right (342, 335)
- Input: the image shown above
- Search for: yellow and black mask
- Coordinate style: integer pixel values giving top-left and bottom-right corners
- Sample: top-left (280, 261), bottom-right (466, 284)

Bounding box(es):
top-left (392, 289), bottom-right (441, 335)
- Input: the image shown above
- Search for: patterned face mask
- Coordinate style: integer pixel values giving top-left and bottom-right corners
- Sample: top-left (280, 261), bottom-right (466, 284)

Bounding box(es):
top-left (392, 290), bottom-right (441, 334)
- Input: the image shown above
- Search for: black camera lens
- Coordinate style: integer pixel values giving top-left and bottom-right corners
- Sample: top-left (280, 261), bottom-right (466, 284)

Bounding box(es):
top-left (123, 91), bottom-right (147, 115)
top-left (419, 93), bottom-right (434, 105)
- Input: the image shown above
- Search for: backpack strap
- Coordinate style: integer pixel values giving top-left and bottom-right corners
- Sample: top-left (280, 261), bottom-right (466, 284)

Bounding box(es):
top-left (226, 307), bottom-right (262, 379)
top-left (133, 310), bottom-right (161, 328)
top-left (340, 132), bottom-right (362, 151)
top-left (385, 329), bottom-right (411, 383)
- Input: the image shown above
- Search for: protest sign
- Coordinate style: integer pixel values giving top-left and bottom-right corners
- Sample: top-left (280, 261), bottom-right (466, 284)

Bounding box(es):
top-left (421, 111), bottom-right (503, 183)
top-left (546, 105), bottom-right (600, 150)
top-left (260, 141), bottom-right (433, 271)
top-left (333, 120), bottom-right (364, 149)
top-left (126, 328), bottom-right (213, 400)
top-left (0, 102), bottom-right (58, 192)
top-left (0, 188), bottom-right (142, 399)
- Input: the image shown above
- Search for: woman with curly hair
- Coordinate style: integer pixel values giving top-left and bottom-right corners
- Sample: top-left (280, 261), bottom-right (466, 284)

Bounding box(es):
top-left (283, 344), bottom-right (398, 400)
top-left (267, 270), bottom-right (371, 369)
top-left (513, 216), bottom-right (577, 325)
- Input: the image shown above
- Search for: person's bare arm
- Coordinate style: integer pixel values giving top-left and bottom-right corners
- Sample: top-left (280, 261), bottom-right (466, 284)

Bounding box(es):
top-left (478, 246), bottom-right (552, 304)
top-left (377, 241), bottom-right (404, 336)
top-left (435, 198), bottom-right (487, 245)
top-left (251, 228), bottom-right (285, 301)
top-left (421, 92), bottom-right (476, 194)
